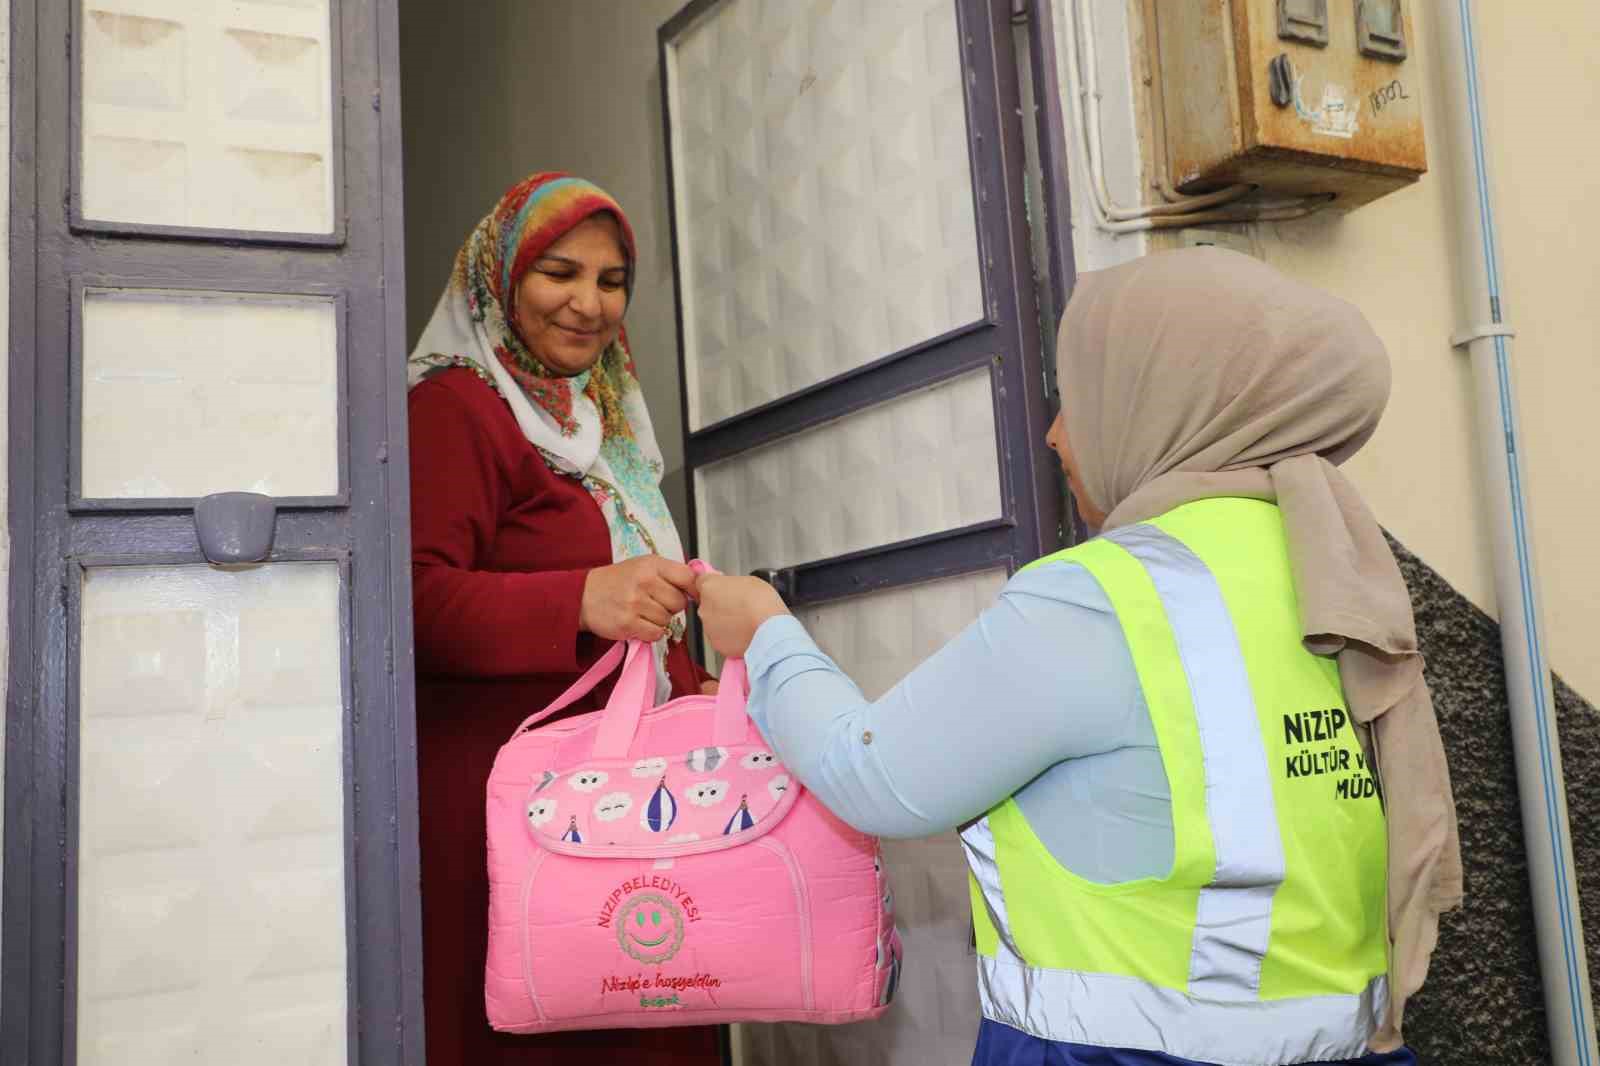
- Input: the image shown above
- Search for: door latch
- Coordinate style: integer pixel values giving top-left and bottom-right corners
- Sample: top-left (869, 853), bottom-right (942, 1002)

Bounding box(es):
top-left (195, 492), bottom-right (276, 565)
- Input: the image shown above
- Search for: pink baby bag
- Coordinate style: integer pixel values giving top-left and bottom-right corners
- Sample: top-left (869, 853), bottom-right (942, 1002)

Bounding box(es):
top-left (483, 580), bottom-right (902, 1032)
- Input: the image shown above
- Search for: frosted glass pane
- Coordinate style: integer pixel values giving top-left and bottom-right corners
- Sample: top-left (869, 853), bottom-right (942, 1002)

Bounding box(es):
top-left (669, 0), bottom-right (982, 428)
top-left (739, 567), bottom-right (1005, 1066)
top-left (80, 0), bottom-right (334, 233)
top-left (81, 288), bottom-right (339, 499)
top-left (695, 369), bottom-right (999, 578)
top-left (77, 562), bottom-right (347, 1066)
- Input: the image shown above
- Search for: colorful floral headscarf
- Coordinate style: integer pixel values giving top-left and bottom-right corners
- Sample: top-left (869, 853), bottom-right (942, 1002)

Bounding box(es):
top-left (408, 173), bottom-right (686, 692)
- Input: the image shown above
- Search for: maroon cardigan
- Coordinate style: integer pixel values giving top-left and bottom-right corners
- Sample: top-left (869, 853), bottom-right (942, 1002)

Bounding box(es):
top-left (408, 368), bottom-right (717, 1065)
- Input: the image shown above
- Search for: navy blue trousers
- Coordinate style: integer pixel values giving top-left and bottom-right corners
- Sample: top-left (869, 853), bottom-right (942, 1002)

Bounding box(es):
top-left (972, 1019), bottom-right (1419, 1066)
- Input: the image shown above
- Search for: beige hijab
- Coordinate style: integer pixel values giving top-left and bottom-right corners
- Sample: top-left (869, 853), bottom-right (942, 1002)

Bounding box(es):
top-left (1060, 248), bottom-right (1462, 1049)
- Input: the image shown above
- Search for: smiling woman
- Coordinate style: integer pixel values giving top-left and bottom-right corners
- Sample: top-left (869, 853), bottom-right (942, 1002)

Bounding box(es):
top-left (511, 215), bottom-right (632, 376)
top-left (403, 172), bottom-right (718, 1066)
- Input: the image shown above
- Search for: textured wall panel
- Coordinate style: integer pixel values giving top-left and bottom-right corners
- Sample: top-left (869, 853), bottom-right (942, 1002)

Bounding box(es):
top-left (81, 288), bottom-right (339, 500)
top-left (80, 0), bottom-right (334, 233)
top-left (695, 368), bottom-right (999, 577)
top-left (668, 0), bottom-right (983, 429)
top-left (76, 563), bottom-right (347, 1066)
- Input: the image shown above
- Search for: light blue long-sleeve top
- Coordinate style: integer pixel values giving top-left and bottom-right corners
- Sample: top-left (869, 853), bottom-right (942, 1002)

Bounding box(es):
top-left (743, 559), bottom-right (1172, 883)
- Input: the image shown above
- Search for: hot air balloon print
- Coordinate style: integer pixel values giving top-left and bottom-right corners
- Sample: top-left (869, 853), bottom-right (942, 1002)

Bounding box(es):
top-left (561, 816), bottom-right (583, 844)
top-left (642, 776), bottom-right (678, 833)
top-left (723, 794), bottom-right (756, 835)
top-left (685, 746), bottom-right (728, 773)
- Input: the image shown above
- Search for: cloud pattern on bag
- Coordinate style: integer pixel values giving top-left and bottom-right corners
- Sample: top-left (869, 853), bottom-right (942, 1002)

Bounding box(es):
top-left (525, 747), bottom-right (789, 849)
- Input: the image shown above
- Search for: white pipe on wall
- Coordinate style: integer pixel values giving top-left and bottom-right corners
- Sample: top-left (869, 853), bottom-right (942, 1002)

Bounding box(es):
top-left (1437, 4), bottom-right (1598, 1065)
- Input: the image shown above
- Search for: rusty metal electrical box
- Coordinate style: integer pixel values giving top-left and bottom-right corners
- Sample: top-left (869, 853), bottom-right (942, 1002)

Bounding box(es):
top-left (1151, 0), bottom-right (1425, 209)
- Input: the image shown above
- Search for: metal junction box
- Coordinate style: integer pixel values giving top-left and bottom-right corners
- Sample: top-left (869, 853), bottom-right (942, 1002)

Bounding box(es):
top-left (1151, 0), bottom-right (1426, 209)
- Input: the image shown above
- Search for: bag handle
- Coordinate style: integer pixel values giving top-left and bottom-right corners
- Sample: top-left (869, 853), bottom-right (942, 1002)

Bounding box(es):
top-left (506, 639), bottom-right (629, 742)
top-left (589, 637), bottom-right (657, 758)
top-left (592, 561), bottom-right (755, 758)
top-left (508, 559), bottom-right (755, 755)
top-left (688, 560), bottom-right (753, 748)
top-left (711, 659), bottom-right (750, 747)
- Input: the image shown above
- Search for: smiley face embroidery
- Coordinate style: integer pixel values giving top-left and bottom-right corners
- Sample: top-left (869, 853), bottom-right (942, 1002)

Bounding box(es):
top-left (616, 892), bottom-right (686, 963)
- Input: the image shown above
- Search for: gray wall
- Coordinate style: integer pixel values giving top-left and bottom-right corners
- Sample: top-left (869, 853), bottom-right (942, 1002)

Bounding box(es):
top-left (398, 0), bottom-right (693, 528)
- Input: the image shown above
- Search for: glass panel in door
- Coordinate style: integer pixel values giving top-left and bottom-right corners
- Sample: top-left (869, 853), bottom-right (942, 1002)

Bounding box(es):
top-left (79, 0), bottom-right (337, 234)
top-left (79, 287), bottom-right (341, 501)
top-left (694, 368), bottom-right (1001, 578)
top-left (76, 562), bottom-right (348, 1066)
top-left (666, 0), bottom-right (984, 430)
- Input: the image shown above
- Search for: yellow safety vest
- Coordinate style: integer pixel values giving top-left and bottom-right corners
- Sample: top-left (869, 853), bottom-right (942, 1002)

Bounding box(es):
top-left (964, 499), bottom-right (1389, 1064)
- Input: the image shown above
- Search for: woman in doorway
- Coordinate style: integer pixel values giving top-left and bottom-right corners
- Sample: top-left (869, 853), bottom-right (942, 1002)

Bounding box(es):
top-left (695, 248), bottom-right (1461, 1066)
top-left (407, 172), bottom-right (719, 1066)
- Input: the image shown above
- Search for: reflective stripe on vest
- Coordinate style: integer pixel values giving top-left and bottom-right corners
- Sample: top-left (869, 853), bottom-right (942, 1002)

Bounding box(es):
top-left (972, 953), bottom-right (1386, 1066)
top-left (961, 811), bottom-right (1027, 968)
top-left (1108, 523), bottom-right (1285, 1001)
top-left (962, 506), bottom-right (1388, 1065)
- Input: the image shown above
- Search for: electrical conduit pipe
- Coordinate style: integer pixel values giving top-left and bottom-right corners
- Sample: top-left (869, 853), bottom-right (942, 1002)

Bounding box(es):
top-left (1438, 3), bottom-right (1598, 1064)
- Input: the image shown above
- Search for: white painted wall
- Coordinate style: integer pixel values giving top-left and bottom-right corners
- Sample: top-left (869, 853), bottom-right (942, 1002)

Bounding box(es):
top-left (1237, 0), bottom-right (1600, 700)
top-left (399, 0), bottom-right (694, 526)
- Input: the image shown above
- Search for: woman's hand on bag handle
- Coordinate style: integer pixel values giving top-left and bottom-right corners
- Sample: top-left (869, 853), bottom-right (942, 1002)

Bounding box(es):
top-left (578, 555), bottom-right (697, 643)
top-left (695, 574), bottom-right (790, 659)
